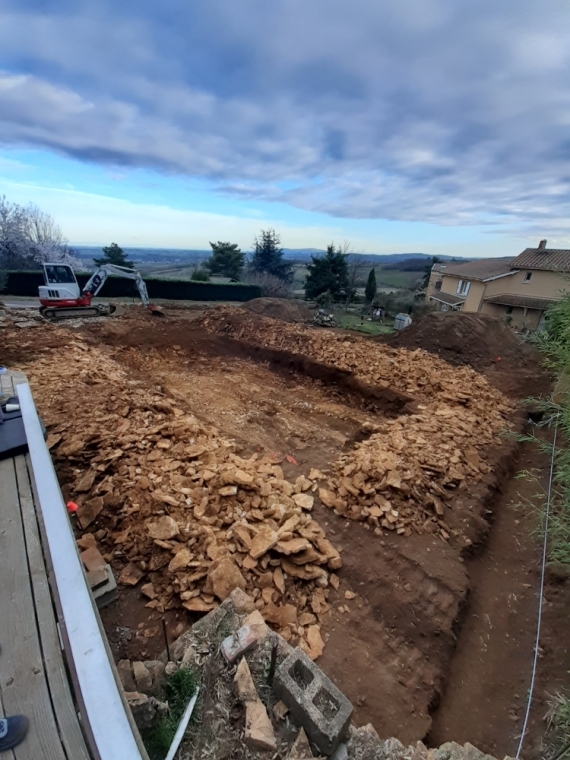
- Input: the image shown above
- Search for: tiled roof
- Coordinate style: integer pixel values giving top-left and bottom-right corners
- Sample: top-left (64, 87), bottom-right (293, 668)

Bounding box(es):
top-left (429, 292), bottom-right (465, 306)
top-left (484, 294), bottom-right (558, 311)
top-left (431, 263), bottom-right (447, 273)
top-left (440, 258), bottom-right (515, 281)
top-left (510, 248), bottom-right (570, 272)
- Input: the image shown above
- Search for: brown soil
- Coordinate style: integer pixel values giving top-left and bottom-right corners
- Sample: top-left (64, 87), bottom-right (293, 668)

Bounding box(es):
top-left (242, 297), bottom-right (313, 323)
top-left (387, 312), bottom-right (547, 398)
top-left (4, 307), bottom-right (568, 759)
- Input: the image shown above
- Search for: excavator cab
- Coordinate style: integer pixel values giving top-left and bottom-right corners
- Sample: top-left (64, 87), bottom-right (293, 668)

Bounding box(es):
top-left (39, 264), bottom-right (81, 301)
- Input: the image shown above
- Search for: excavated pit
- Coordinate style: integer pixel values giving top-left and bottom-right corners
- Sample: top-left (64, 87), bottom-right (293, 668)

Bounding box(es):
top-left (3, 306), bottom-right (559, 759)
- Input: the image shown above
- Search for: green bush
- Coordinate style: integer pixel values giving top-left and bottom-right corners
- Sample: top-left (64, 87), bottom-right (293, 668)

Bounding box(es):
top-left (1, 270), bottom-right (261, 302)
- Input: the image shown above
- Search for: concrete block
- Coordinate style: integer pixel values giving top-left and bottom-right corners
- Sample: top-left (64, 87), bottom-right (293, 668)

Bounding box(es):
top-left (86, 563), bottom-right (118, 608)
top-left (274, 647), bottom-right (353, 756)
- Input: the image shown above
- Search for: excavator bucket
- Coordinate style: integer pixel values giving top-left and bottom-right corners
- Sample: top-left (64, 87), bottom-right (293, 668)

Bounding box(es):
top-left (147, 303), bottom-right (165, 316)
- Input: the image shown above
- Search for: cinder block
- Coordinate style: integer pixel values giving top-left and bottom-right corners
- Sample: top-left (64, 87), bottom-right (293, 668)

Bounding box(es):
top-left (87, 563), bottom-right (118, 608)
top-left (274, 647), bottom-right (353, 755)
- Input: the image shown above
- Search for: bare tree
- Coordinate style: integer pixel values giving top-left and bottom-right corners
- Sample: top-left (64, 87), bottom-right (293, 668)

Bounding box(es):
top-left (345, 252), bottom-right (368, 306)
top-left (0, 196), bottom-right (79, 269)
top-left (245, 271), bottom-right (292, 298)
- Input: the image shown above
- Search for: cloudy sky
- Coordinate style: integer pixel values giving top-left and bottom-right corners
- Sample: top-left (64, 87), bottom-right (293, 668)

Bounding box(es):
top-left (1, 0), bottom-right (569, 256)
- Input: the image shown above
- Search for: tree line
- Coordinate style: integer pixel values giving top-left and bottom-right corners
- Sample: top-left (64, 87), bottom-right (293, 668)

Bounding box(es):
top-left (0, 195), bottom-right (384, 303)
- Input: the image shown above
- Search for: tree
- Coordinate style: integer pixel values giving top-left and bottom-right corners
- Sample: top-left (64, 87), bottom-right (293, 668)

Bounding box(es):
top-left (191, 268), bottom-right (210, 282)
top-left (365, 268), bottom-right (377, 303)
top-left (421, 256), bottom-right (441, 290)
top-left (249, 229), bottom-right (293, 283)
top-left (0, 196), bottom-right (78, 271)
top-left (305, 244), bottom-right (349, 301)
top-left (206, 241), bottom-right (244, 280)
top-left (94, 243), bottom-right (135, 269)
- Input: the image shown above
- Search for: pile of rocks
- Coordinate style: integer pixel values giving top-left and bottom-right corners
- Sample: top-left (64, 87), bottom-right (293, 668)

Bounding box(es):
top-left (23, 335), bottom-right (338, 654)
top-left (200, 308), bottom-right (514, 540)
top-left (199, 308), bottom-right (512, 407)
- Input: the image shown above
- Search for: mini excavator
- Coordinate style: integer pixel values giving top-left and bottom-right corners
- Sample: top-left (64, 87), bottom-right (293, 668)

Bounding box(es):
top-left (38, 263), bottom-right (164, 320)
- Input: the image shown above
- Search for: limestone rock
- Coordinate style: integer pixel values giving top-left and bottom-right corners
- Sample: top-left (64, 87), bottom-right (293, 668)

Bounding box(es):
top-left (292, 493), bottom-right (314, 511)
top-left (133, 660), bottom-right (153, 693)
top-left (147, 515), bottom-right (179, 540)
top-left (206, 558), bottom-right (246, 601)
top-left (117, 659), bottom-right (136, 692)
top-left (77, 496), bottom-right (104, 529)
top-left (287, 728), bottom-right (317, 759)
top-left (234, 657), bottom-right (258, 702)
top-left (244, 700), bottom-right (277, 752)
top-left (229, 587), bottom-right (255, 614)
top-left (168, 548), bottom-right (192, 573)
top-left (249, 525), bottom-right (279, 559)
top-left (119, 563), bottom-right (145, 586)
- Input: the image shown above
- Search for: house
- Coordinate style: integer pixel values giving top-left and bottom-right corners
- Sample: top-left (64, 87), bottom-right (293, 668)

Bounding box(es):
top-left (426, 240), bottom-right (570, 331)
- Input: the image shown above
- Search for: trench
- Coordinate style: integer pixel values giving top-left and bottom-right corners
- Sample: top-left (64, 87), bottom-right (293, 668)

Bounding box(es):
top-left (426, 434), bottom-right (548, 757)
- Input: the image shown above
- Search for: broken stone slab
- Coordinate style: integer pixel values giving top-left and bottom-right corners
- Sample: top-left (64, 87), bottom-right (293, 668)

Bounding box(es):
top-left (274, 647), bottom-right (353, 756)
top-left (147, 515), bottom-right (179, 540)
top-left (245, 699), bottom-right (277, 752)
top-left (221, 610), bottom-right (268, 663)
top-left (117, 659), bottom-right (136, 692)
top-left (205, 557), bottom-right (246, 601)
top-left (292, 493), bottom-right (314, 511)
top-left (77, 496), bottom-right (104, 529)
top-left (118, 562), bottom-right (145, 586)
top-left (229, 587), bottom-right (255, 614)
top-left (234, 657), bottom-right (258, 702)
top-left (287, 728), bottom-right (322, 759)
top-left (125, 691), bottom-right (168, 730)
top-left (249, 525), bottom-right (280, 559)
top-left (133, 661), bottom-right (153, 693)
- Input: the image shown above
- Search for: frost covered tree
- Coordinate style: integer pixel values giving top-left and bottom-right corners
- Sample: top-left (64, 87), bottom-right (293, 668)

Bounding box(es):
top-left (0, 196), bottom-right (80, 270)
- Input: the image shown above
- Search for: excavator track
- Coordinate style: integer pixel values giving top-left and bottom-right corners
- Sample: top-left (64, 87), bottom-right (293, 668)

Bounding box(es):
top-left (40, 304), bottom-right (116, 321)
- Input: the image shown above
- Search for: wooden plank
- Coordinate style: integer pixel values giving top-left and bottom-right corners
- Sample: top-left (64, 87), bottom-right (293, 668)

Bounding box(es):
top-left (15, 456), bottom-right (91, 760)
top-left (0, 458), bottom-right (66, 760)
top-left (17, 383), bottom-right (146, 760)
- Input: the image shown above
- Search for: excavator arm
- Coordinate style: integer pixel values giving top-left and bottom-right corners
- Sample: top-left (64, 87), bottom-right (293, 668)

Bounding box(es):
top-left (82, 265), bottom-right (150, 308)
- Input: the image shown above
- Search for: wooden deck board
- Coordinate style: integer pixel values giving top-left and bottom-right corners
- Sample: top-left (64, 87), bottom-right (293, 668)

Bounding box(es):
top-left (16, 455), bottom-right (91, 760)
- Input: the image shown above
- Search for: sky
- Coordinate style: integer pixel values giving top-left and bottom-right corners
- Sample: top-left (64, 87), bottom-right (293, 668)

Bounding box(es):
top-left (1, 0), bottom-right (569, 257)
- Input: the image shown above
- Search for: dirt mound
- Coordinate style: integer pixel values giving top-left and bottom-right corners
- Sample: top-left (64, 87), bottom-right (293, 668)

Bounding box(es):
top-left (242, 297), bottom-right (312, 323)
top-left (388, 312), bottom-right (539, 373)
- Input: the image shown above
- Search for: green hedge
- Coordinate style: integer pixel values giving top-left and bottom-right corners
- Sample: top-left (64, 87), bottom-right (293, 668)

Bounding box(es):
top-left (1, 270), bottom-right (262, 302)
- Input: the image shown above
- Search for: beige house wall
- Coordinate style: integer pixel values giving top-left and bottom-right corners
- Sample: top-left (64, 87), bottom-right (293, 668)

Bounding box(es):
top-left (480, 301), bottom-right (543, 331)
top-left (439, 276), bottom-right (485, 310)
top-left (497, 269), bottom-right (570, 299)
top-left (426, 269), bottom-right (445, 298)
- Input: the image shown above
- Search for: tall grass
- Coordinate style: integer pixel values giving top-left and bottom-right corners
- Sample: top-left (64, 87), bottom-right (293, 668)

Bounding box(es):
top-left (142, 667), bottom-right (199, 760)
top-left (530, 296), bottom-right (570, 568)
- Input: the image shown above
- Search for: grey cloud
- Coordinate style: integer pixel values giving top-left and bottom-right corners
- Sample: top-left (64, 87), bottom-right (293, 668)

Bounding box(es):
top-left (0, 0), bottom-right (569, 237)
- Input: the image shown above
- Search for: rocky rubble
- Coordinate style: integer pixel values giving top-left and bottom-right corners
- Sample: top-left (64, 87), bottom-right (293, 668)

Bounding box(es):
top-left (200, 309), bottom-right (514, 540)
top-left (21, 333), bottom-right (337, 653)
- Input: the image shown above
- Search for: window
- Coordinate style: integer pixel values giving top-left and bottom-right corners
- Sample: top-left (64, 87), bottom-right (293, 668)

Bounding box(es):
top-left (456, 279), bottom-right (470, 296)
top-left (506, 306), bottom-right (514, 315)
top-left (44, 265), bottom-right (75, 284)
top-left (435, 280), bottom-right (442, 291)
top-left (524, 272), bottom-right (532, 283)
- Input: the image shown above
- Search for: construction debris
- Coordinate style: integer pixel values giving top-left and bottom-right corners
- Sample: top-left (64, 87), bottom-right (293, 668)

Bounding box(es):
top-left (200, 309), bottom-right (513, 539)
top-left (21, 333), bottom-right (339, 651)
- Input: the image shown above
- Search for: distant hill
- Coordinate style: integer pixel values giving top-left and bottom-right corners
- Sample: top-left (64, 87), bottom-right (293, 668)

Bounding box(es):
top-left (74, 246), bottom-right (471, 268)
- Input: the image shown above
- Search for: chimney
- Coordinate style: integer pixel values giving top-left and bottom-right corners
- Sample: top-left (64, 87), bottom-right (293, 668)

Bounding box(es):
top-left (538, 239), bottom-right (547, 250)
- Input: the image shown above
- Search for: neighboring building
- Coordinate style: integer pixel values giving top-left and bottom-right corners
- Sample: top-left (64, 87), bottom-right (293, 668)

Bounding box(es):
top-left (425, 263), bottom-right (447, 299)
top-left (426, 240), bottom-right (570, 331)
